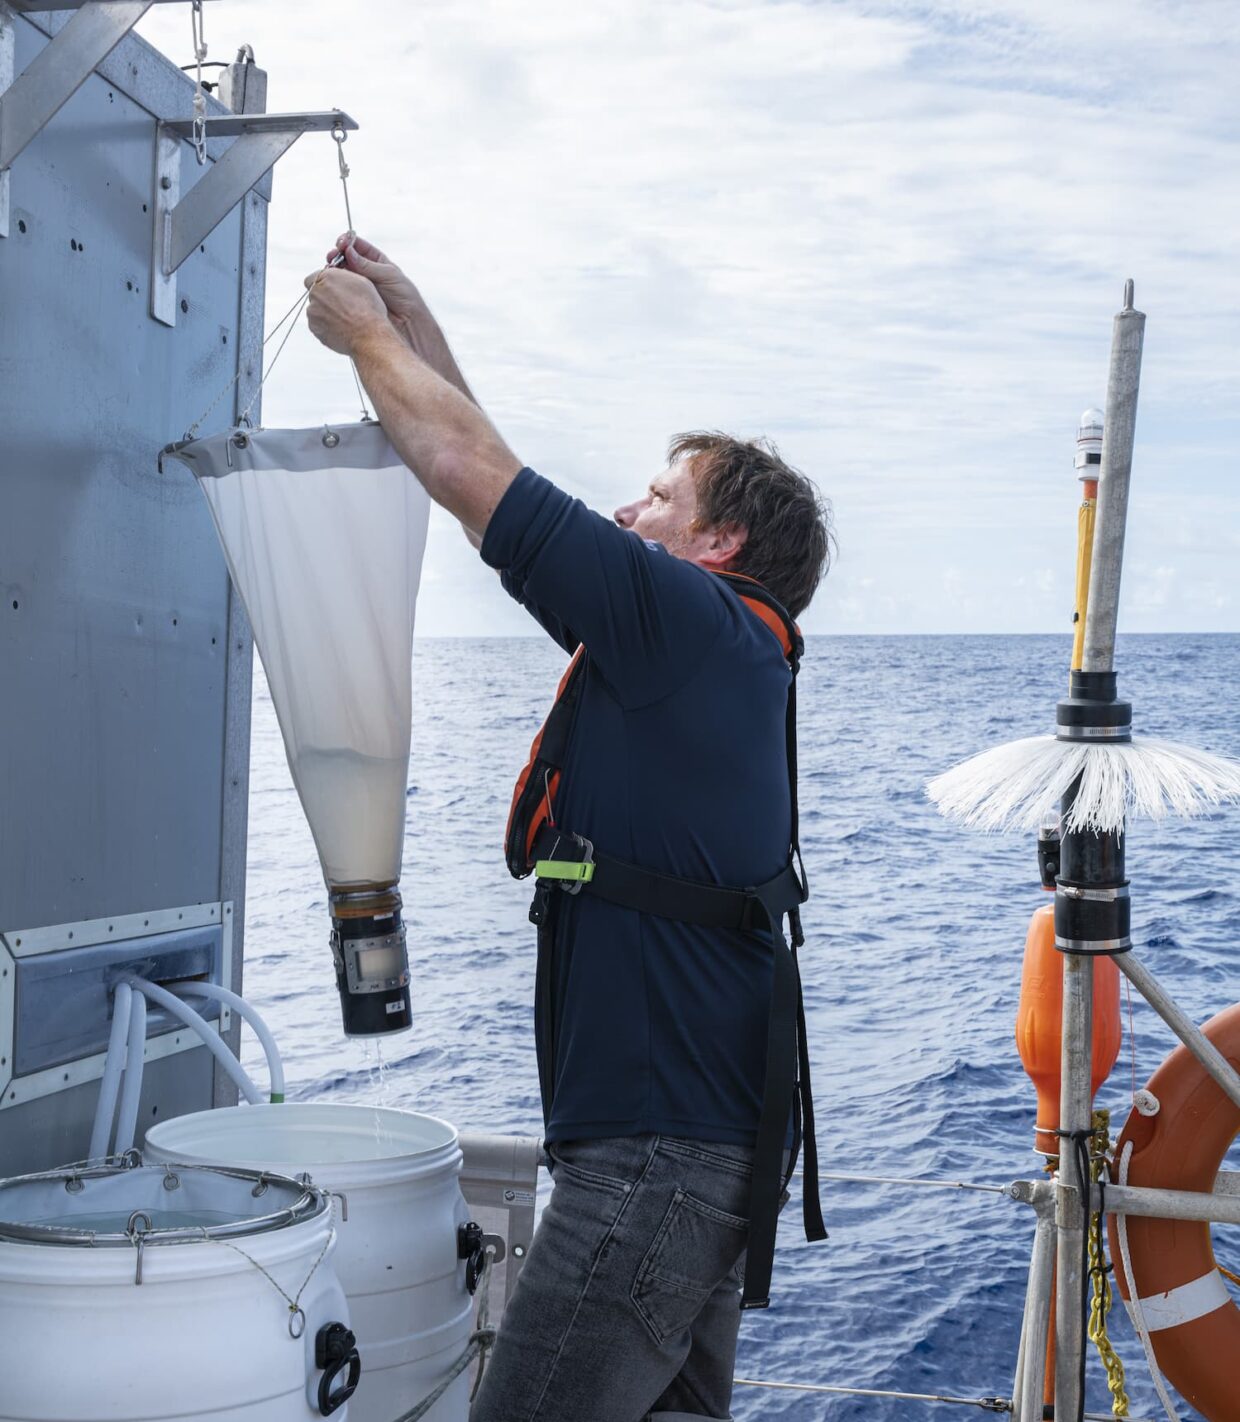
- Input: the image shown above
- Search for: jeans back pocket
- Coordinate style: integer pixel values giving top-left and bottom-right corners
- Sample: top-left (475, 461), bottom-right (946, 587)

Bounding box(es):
top-left (631, 1188), bottom-right (749, 1345)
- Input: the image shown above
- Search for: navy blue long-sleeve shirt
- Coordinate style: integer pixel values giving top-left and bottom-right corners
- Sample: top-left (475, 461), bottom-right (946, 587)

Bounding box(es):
top-left (481, 468), bottom-right (792, 1146)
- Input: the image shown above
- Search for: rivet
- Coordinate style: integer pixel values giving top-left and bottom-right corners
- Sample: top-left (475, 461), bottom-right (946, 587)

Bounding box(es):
top-left (160, 175), bottom-right (172, 191)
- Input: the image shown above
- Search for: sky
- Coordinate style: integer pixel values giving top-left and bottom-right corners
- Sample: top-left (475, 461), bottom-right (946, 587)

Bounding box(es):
top-left (135, 1), bottom-right (1240, 638)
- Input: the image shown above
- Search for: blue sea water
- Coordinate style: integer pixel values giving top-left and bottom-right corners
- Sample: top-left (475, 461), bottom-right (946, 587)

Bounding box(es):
top-left (240, 632), bottom-right (1240, 1421)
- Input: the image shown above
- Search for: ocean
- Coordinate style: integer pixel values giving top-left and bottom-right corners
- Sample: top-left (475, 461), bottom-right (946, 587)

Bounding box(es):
top-left (240, 632), bottom-right (1240, 1421)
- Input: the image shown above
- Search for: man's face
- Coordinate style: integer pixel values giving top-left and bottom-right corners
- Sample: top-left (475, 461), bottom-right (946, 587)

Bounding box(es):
top-left (614, 459), bottom-right (719, 563)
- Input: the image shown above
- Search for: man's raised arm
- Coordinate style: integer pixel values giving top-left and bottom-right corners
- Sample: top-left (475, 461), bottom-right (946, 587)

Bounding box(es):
top-left (305, 261), bottom-right (522, 541)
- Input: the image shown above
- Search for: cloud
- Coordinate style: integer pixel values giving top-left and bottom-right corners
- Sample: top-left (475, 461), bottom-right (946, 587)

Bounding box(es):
top-left (136, 0), bottom-right (1240, 636)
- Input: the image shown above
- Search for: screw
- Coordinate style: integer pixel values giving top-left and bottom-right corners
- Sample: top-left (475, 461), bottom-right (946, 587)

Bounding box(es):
top-left (160, 175), bottom-right (172, 191)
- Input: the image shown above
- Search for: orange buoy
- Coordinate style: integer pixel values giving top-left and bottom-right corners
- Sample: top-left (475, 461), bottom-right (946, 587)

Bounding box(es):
top-left (1015, 901), bottom-right (1122, 1155)
top-left (1107, 1004), bottom-right (1240, 1422)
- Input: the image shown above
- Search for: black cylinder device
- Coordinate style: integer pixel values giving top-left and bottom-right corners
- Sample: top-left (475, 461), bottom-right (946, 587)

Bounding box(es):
top-left (1053, 670), bottom-right (1132, 956)
top-left (329, 886), bottom-right (412, 1037)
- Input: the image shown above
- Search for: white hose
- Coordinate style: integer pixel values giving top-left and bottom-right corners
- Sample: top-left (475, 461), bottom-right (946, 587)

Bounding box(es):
top-left (1116, 1141), bottom-right (1182, 1422)
top-left (88, 981), bottom-right (133, 1161)
top-left (174, 980), bottom-right (285, 1102)
top-left (124, 978), bottom-right (262, 1105)
top-left (112, 990), bottom-right (148, 1156)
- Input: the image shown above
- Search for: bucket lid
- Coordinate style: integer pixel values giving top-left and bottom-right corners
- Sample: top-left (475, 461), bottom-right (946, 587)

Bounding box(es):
top-left (0, 1153), bottom-right (327, 1249)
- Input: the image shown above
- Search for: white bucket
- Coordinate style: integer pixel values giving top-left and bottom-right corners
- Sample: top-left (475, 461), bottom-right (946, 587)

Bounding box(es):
top-left (0, 1161), bottom-right (351, 1421)
top-left (146, 1104), bottom-right (473, 1422)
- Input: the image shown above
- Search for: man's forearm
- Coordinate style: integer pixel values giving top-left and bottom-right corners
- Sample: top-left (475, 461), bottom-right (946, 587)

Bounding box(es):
top-left (351, 321), bottom-right (521, 538)
top-left (397, 312), bottom-right (479, 409)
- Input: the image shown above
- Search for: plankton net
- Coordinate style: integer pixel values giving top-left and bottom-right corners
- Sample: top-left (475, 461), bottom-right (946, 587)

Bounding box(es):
top-left (164, 421), bottom-right (431, 1037)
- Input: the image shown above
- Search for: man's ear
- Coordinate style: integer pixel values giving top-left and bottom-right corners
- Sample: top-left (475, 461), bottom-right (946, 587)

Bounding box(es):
top-left (702, 521), bottom-right (748, 570)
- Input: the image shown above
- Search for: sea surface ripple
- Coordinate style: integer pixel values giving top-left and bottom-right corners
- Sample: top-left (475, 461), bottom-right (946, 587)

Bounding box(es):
top-left (241, 632), bottom-right (1240, 1420)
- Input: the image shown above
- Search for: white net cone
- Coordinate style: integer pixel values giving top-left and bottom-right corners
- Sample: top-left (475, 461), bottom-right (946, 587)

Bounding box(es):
top-left (167, 422), bottom-right (430, 890)
top-left (926, 735), bottom-right (1240, 834)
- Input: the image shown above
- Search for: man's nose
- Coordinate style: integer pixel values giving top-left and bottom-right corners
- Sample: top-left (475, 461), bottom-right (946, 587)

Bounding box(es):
top-left (614, 498), bottom-right (643, 528)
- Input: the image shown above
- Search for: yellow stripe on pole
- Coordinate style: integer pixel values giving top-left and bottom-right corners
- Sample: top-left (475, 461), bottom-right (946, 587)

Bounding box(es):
top-left (1071, 496), bottom-right (1096, 672)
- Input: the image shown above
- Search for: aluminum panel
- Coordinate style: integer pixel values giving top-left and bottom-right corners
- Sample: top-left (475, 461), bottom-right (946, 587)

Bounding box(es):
top-left (0, 11), bottom-right (245, 927)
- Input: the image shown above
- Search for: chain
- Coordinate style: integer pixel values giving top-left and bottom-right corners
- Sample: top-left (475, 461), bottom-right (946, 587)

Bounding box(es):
top-left (190, 0), bottom-right (209, 165)
top-left (206, 1214), bottom-right (334, 1340)
top-left (1087, 1110), bottom-right (1130, 1417)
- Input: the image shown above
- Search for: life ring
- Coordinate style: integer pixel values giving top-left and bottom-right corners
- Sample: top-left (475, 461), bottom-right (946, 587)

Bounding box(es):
top-left (1107, 1002), bottom-right (1240, 1422)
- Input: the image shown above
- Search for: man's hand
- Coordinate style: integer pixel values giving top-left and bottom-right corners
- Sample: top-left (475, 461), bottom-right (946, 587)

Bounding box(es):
top-left (327, 234), bottom-right (481, 410)
top-left (303, 265), bottom-right (389, 356)
top-left (305, 238), bottom-right (521, 543)
top-left (326, 234), bottom-right (430, 337)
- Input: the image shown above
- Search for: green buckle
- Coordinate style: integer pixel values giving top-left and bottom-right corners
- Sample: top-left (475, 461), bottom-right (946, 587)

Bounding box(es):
top-left (535, 858), bottom-right (596, 884)
top-left (534, 834), bottom-right (595, 895)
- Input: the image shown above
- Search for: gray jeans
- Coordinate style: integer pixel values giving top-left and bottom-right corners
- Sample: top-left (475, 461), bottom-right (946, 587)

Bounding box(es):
top-left (469, 1134), bottom-right (754, 1422)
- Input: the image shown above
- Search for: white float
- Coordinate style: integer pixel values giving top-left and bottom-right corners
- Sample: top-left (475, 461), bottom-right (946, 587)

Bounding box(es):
top-left (146, 1104), bottom-right (474, 1422)
top-left (0, 1160), bottom-right (352, 1422)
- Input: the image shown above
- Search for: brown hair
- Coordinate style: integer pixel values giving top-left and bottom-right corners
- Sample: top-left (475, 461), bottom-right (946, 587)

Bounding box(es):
top-left (670, 431), bottom-right (834, 619)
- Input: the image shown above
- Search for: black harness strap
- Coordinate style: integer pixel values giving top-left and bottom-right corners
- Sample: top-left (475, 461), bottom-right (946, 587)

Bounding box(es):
top-left (522, 574), bottom-right (826, 1309)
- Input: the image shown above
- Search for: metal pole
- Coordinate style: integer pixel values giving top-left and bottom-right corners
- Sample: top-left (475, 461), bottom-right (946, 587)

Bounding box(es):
top-left (1082, 280), bottom-right (1146, 673)
top-left (1054, 952), bottom-right (1092, 1421)
top-left (1012, 1293), bottom-right (1027, 1420)
top-left (1104, 1181), bottom-right (1240, 1226)
top-left (1115, 952), bottom-right (1240, 1113)
top-left (1020, 1204), bottom-right (1058, 1422)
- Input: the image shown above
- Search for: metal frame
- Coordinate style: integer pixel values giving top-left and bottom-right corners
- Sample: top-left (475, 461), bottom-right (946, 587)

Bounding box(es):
top-left (212, 46), bottom-right (265, 1108)
top-left (0, 903), bottom-right (234, 1110)
top-left (0, 0), bottom-right (235, 250)
top-left (0, 5), bottom-right (262, 1169)
top-left (0, 4), bottom-right (352, 316)
top-left (1006, 955), bottom-right (1240, 1421)
top-left (458, 1133), bottom-right (542, 1306)
top-left (150, 109), bottom-right (355, 325)
top-left (0, 0), bottom-right (221, 232)
top-left (0, 2), bottom-right (155, 182)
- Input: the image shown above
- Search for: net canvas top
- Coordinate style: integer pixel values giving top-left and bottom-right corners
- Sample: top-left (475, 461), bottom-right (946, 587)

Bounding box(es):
top-left (164, 419), bottom-right (403, 479)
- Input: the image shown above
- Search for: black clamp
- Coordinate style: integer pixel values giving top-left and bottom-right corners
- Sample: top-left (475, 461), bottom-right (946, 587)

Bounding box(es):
top-left (1055, 669), bottom-right (1132, 745)
top-left (458, 1220), bottom-right (486, 1294)
top-left (1037, 824), bottom-right (1061, 890)
top-left (314, 1322), bottom-right (361, 1417)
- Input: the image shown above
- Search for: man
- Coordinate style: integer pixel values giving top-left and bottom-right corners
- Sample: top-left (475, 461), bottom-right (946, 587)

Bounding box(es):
top-left (305, 237), bottom-right (833, 1422)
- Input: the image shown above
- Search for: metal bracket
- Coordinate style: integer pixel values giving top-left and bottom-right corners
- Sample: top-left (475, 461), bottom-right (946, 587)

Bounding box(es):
top-left (0, 1), bottom-right (225, 236)
top-left (1, 2), bottom-right (148, 175)
top-left (151, 109), bottom-right (357, 326)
